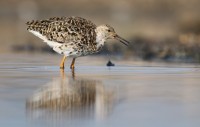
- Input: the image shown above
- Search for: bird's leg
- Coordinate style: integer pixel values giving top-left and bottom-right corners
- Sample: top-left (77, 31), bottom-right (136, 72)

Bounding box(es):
top-left (70, 58), bottom-right (76, 69)
top-left (60, 56), bottom-right (66, 69)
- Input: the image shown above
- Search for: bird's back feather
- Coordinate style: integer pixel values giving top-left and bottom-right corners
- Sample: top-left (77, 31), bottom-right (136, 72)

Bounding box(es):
top-left (27, 17), bottom-right (96, 44)
top-left (26, 16), bottom-right (98, 53)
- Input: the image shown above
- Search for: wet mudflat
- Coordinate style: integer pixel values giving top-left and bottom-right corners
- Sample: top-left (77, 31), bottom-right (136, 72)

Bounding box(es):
top-left (0, 54), bottom-right (200, 127)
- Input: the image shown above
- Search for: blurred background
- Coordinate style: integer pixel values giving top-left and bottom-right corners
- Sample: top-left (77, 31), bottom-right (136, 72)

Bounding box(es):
top-left (1, 0), bottom-right (200, 62)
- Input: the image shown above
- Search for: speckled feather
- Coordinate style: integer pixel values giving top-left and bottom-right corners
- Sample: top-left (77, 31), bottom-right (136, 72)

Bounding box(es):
top-left (26, 16), bottom-right (98, 56)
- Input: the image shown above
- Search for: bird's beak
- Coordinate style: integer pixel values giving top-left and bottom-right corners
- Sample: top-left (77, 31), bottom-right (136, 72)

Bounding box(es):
top-left (114, 35), bottom-right (130, 46)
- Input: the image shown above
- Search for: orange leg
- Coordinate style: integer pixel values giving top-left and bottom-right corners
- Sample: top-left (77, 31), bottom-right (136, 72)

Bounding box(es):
top-left (60, 56), bottom-right (66, 69)
top-left (70, 58), bottom-right (76, 69)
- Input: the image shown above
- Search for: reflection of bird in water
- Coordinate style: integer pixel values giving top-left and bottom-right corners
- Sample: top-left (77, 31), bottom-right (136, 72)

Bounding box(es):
top-left (26, 70), bottom-right (115, 120)
top-left (26, 16), bottom-right (130, 69)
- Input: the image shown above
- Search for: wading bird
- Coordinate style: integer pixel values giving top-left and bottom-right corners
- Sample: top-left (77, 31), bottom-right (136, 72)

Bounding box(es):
top-left (26, 16), bottom-right (130, 69)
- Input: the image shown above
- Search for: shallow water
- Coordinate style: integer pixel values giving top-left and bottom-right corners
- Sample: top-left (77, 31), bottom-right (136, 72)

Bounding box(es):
top-left (0, 54), bottom-right (200, 127)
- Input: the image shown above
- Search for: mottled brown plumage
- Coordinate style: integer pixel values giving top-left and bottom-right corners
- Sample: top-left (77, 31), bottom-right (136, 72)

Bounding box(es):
top-left (27, 17), bottom-right (98, 55)
top-left (26, 16), bottom-right (130, 69)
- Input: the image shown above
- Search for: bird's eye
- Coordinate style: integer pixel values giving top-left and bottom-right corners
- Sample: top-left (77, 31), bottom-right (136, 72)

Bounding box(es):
top-left (108, 29), bottom-right (111, 32)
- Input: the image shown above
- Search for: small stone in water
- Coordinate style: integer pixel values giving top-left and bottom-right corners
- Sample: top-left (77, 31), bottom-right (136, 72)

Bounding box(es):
top-left (106, 60), bottom-right (115, 66)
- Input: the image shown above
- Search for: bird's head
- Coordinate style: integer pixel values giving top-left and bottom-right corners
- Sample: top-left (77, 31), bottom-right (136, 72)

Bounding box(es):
top-left (96, 24), bottom-right (130, 46)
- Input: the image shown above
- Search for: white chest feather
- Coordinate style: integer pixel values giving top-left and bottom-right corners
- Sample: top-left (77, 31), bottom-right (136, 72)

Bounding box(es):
top-left (95, 31), bottom-right (106, 49)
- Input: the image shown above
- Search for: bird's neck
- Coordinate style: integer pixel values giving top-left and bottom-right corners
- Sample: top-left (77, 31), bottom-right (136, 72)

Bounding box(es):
top-left (95, 28), bottom-right (106, 50)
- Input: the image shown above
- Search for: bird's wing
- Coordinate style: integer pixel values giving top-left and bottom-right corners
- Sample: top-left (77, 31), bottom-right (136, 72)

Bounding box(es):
top-left (27, 17), bottom-right (98, 54)
top-left (27, 16), bottom-right (97, 46)
top-left (47, 17), bottom-right (97, 45)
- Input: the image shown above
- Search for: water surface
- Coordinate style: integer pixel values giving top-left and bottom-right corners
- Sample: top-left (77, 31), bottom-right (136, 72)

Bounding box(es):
top-left (0, 54), bottom-right (200, 127)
